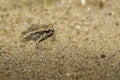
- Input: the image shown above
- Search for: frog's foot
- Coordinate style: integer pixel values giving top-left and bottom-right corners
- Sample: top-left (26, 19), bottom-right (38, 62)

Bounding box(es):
top-left (35, 44), bottom-right (52, 50)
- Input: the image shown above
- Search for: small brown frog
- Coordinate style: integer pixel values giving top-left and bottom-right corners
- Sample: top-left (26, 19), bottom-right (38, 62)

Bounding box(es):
top-left (20, 24), bottom-right (55, 48)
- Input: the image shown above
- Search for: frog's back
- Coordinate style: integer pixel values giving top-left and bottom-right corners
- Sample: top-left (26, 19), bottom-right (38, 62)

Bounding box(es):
top-left (20, 24), bottom-right (54, 43)
top-left (21, 24), bottom-right (49, 35)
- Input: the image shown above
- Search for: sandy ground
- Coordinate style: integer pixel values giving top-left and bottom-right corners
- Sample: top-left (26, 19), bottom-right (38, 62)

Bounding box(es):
top-left (0, 0), bottom-right (120, 80)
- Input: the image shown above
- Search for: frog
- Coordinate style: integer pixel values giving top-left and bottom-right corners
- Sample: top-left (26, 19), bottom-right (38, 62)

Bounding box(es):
top-left (20, 23), bottom-right (55, 48)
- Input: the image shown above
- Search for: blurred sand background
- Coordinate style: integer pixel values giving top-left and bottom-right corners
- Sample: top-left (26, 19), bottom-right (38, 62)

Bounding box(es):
top-left (0, 0), bottom-right (120, 80)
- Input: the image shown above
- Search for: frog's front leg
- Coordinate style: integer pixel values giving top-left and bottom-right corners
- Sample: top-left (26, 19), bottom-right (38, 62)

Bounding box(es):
top-left (35, 38), bottom-right (51, 50)
top-left (51, 33), bottom-right (56, 42)
top-left (35, 37), bottom-right (43, 49)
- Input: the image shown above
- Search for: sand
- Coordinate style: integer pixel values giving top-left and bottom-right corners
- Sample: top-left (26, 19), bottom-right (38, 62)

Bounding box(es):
top-left (0, 0), bottom-right (120, 80)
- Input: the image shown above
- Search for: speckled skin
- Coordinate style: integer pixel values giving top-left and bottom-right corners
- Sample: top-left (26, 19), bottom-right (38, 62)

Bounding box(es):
top-left (21, 24), bottom-right (54, 42)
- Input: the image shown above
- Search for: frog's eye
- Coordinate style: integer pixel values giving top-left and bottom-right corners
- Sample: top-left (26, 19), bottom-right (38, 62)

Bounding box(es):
top-left (49, 24), bottom-right (53, 29)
